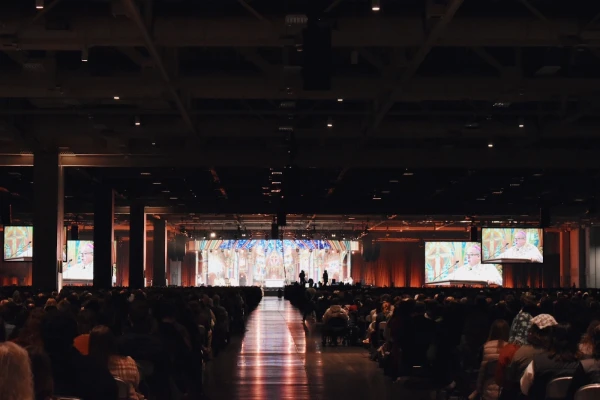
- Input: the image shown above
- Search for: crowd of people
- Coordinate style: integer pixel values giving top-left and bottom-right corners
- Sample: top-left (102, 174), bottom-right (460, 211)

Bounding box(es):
top-left (286, 283), bottom-right (600, 400)
top-left (0, 286), bottom-right (262, 400)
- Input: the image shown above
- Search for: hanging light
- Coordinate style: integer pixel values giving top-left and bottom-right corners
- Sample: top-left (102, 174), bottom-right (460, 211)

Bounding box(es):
top-left (36, 0), bottom-right (44, 9)
top-left (81, 47), bottom-right (88, 62)
top-left (327, 117), bottom-right (333, 128)
top-left (518, 117), bottom-right (524, 128)
top-left (371, 0), bottom-right (381, 11)
top-left (134, 115), bottom-right (141, 126)
top-left (488, 143), bottom-right (494, 148)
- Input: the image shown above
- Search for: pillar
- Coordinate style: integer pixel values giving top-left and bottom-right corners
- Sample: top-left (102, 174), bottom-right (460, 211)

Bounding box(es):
top-left (129, 201), bottom-right (146, 288)
top-left (152, 218), bottom-right (167, 286)
top-left (93, 186), bottom-right (114, 288)
top-left (32, 151), bottom-right (64, 290)
top-left (559, 231), bottom-right (571, 287)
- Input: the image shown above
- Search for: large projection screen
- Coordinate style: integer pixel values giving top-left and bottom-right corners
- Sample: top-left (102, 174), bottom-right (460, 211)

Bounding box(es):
top-left (482, 228), bottom-right (543, 264)
top-left (425, 241), bottom-right (503, 286)
top-left (3, 226), bottom-right (33, 261)
top-left (63, 240), bottom-right (94, 281)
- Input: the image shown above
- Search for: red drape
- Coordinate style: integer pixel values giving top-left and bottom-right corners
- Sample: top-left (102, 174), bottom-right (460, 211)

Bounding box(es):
top-left (351, 242), bottom-right (425, 287)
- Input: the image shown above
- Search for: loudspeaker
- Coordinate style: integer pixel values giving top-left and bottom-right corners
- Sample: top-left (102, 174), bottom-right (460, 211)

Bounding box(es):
top-left (302, 23), bottom-right (332, 91)
top-left (70, 224), bottom-right (79, 240)
top-left (470, 226), bottom-right (478, 242)
top-left (271, 223), bottom-right (279, 239)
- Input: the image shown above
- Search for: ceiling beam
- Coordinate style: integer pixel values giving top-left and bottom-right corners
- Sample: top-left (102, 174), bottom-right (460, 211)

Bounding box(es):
top-left (0, 75), bottom-right (598, 101)
top-left (121, 0), bottom-right (197, 136)
top-left (370, 0), bottom-right (464, 133)
top-left (0, 148), bottom-right (595, 169)
top-left (2, 16), bottom-right (598, 49)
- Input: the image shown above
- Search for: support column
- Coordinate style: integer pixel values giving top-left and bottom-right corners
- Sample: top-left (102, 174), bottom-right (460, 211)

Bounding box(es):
top-left (32, 151), bottom-right (64, 290)
top-left (559, 231), bottom-right (571, 287)
top-left (152, 218), bottom-right (167, 286)
top-left (129, 201), bottom-right (146, 288)
top-left (93, 186), bottom-right (114, 288)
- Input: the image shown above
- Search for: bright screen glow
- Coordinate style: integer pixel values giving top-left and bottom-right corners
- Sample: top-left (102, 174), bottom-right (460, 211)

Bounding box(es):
top-left (425, 241), bottom-right (502, 285)
top-left (481, 228), bottom-right (543, 264)
top-left (3, 226), bottom-right (33, 261)
top-left (64, 240), bottom-right (94, 280)
top-left (194, 239), bottom-right (355, 286)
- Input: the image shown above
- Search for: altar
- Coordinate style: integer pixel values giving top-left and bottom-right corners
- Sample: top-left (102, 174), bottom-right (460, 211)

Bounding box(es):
top-left (264, 278), bottom-right (285, 288)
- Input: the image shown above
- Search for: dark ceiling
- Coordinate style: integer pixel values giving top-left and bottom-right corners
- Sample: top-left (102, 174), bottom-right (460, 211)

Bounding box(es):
top-left (1, 0), bottom-right (600, 228)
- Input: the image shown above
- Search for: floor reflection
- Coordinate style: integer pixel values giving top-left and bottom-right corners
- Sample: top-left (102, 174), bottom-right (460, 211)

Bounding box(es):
top-left (204, 296), bottom-right (393, 400)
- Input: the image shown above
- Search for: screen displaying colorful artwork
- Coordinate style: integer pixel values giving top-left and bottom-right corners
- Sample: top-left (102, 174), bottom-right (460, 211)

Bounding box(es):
top-left (194, 240), bottom-right (355, 287)
top-left (3, 226), bottom-right (33, 261)
top-left (481, 228), bottom-right (543, 264)
top-left (425, 241), bottom-right (502, 285)
top-left (63, 240), bottom-right (94, 281)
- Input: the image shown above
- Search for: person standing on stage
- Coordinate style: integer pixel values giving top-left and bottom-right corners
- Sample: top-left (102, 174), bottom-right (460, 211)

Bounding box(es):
top-left (299, 270), bottom-right (306, 286)
top-left (322, 270), bottom-right (329, 286)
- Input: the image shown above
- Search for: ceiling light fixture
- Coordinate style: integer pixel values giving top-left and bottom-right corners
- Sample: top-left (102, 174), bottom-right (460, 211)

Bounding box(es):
top-left (169, 197), bottom-right (178, 200)
top-left (36, 0), bottom-right (44, 9)
top-left (488, 143), bottom-right (494, 148)
top-left (327, 117), bottom-right (333, 128)
top-left (134, 116), bottom-right (141, 126)
top-left (210, 232), bottom-right (216, 238)
top-left (140, 172), bottom-right (151, 176)
top-left (337, 98), bottom-right (344, 102)
top-left (152, 182), bottom-right (161, 185)
top-left (518, 117), bottom-right (524, 128)
top-left (81, 47), bottom-right (88, 62)
top-left (113, 96), bottom-right (120, 100)
top-left (371, 0), bottom-right (381, 11)
top-left (373, 196), bottom-right (382, 200)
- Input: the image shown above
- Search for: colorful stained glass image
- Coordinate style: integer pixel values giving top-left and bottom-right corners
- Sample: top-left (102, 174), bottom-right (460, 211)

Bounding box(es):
top-left (3, 226), bottom-right (33, 261)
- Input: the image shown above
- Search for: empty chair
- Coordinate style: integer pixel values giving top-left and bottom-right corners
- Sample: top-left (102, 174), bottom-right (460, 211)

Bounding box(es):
top-left (546, 377), bottom-right (573, 400)
top-left (574, 384), bottom-right (600, 400)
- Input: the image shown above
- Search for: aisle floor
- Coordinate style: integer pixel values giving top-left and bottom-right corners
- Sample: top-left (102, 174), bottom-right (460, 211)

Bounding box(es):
top-left (203, 297), bottom-right (420, 400)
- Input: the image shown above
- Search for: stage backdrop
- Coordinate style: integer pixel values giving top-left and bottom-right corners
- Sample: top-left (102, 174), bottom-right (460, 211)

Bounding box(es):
top-left (351, 233), bottom-right (560, 288)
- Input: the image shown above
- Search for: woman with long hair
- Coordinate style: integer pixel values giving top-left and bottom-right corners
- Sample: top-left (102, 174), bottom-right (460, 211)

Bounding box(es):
top-left (579, 320), bottom-right (600, 358)
top-left (0, 341), bottom-right (35, 400)
top-left (567, 324), bottom-right (600, 399)
top-left (469, 319), bottom-right (510, 400)
top-left (89, 325), bottom-right (144, 400)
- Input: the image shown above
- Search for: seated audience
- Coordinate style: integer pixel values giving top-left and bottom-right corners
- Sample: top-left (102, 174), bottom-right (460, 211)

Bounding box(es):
top-left (579, 320), bottom-right (600, 358)
top-left (89, 325), bottom-right (144, 400)
top-left (41, 311), bottom-right (118, 400)
top-left (470, 319), bottom-right (509, 400)
top-left (521, 323), bottom-right (580, 399)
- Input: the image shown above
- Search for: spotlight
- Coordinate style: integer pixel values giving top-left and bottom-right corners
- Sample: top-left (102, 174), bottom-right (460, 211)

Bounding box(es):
top-left (518, 117), bottom-right (524, 128)
top-left (81, 47), bottom-right (89, 62)
top-left (371, 0), bottom-right (381, 11)
top-left (327, 117), bottom-right (333, 128)
top-left (134, 116), bottom-right (141, 126)
top-left (113, 96), bottom-right (120, 100)
top-left (337, 98), bottom-right (344, 102)
top-left (488, 143), bottom-right (494, 148)
top-left (210, 232), bottom-right (216, 238)
top-left (36, 0), bottom-right (44, 9)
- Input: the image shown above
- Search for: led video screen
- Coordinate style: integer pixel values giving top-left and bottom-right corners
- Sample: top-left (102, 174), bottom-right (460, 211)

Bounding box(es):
top-left (481, 228), bottom-right (543, 264)
top-left (3, 226), bottom-right (33, 261)
top-left (63, 240), bottom-right (94, 280)
top-left (425, 241), bottom-right (502, 285)
top-left (195, 239), bottom-right (355, 286)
